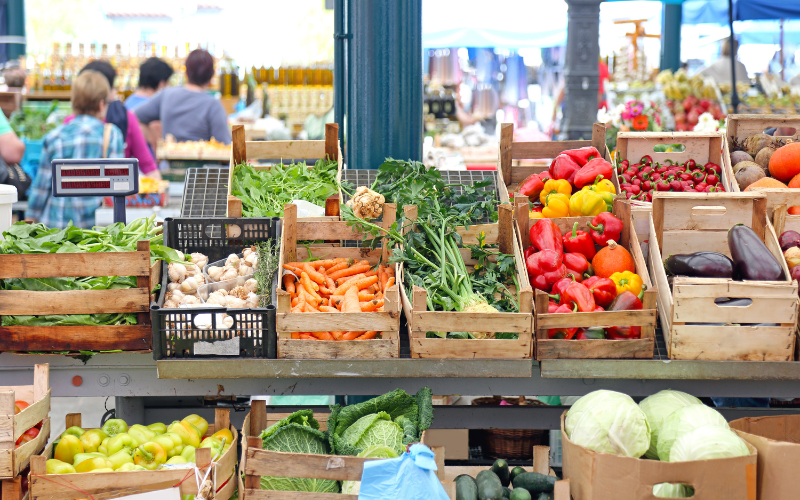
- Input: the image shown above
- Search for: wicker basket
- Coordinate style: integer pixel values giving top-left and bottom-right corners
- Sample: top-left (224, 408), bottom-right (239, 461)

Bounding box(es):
top-left (471, 396), bottom-right (546, 459)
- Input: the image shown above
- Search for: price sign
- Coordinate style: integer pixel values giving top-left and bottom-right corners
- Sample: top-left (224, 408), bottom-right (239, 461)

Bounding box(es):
top-left (52, 158), bottom-right (140, 224)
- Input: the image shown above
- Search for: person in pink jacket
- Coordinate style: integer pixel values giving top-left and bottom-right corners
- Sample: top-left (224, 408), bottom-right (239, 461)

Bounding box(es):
top-left (64, 60), bottom-right (161, 180)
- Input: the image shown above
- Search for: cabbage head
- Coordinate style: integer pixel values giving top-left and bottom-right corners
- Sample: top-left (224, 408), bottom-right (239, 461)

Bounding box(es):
top-left (669, 425), bottom-right (750, 462)
top-left (565, 390), bottom-right (651, 458)
top-left (657, 404), bottom-right (728, 461)
top-left (653, 483), bottom-right (694, 498)
top-left (341, 445), bottom-right (399, 495)
top-left (341, 412), bottom-right (404, 456)
top-left (639, 390), bottom-right (702, 459)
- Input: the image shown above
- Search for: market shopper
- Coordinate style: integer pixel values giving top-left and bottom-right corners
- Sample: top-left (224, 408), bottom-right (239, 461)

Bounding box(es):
top-left (698, 39), bottom-right (749, 84)
top-left (65, 60), bottom-right (161, 180)
top-left (135, 49), bottom-right (232, 145)
top-left (125, 57), bottom-right (174, 111)
top-left (26, 70), bottom-right (124, 229)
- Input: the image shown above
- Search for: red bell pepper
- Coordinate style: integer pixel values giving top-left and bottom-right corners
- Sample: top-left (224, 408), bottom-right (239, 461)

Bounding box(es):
top-left (582, 276), bottom-right (617, 308)
top-left (562, 222), bottom-right (596, 260)
top-left (526, 249), bottom-right (567, 292)
top-left (605, 291), bottom-right (643, 339)
top-left (529, 218), bottom-right (563, 253)
top-left (560, 282), bottom-right (596, 312)
top-left (518, 173), bottom-right (545, 200)
top-left (587, 213), bottom-right (623, 247)
top-left (548, 303), bottom-right (579, 339)
top-left (563, 252), bottom-right (590, 282)
top-left (704, 162), bottom-right (721, 175)
top-left (549, 154), bottom-right (580, 184)
top-left (575, 327), bottom-right (605, 340)
top-left (573, 159), bottom-right (614, 189)
top-left (563, 146), bottom-right (601, 166)
top-left (549, 277), bottom-right (574, 303)
top-left (548, 300), bottom-right (560, 313)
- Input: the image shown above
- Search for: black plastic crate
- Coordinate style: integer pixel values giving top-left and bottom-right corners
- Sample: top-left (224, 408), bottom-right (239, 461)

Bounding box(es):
top-left (151, 217), bottom-right (281, 360)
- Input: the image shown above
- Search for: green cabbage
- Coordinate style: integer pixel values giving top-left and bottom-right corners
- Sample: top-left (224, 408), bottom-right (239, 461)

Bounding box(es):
top-left (565, 390), bottom-right (651, 458)
top-left (328, 388), bottom-right (433, 456)
top-left (657, 404), bottom-right (728, 461)
top-left (341, 446), bottom-right (400, 495)
top-left (258, 410), bottom-right (338, 494)
top-left (639, 390), bottom-right (702, 459)
top-left (653, 483), bottom-right (694, 498)
top-left (668, 425), bottom-right (750, 462)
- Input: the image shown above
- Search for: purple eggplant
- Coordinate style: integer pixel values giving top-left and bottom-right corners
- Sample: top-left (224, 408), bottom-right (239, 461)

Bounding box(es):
top-left (665, 252), bottom-right (733, 278)
top-left (728, 224), bottom-right (785, 281)
top-left (779, 230), bottom-right (800, 252)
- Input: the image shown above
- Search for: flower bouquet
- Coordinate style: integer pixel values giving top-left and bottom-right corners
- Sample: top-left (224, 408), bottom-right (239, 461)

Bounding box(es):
top-left (598, 100), bottom-right (663, 150)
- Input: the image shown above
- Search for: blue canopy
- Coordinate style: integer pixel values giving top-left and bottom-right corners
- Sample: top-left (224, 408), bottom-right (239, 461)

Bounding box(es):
top-left (736, 0), bottom-right (800, 21)
top-left (611, 0), bottom-right (800, 22)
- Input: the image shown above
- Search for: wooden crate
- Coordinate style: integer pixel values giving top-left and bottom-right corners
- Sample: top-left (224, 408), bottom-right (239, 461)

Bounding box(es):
top-left (497, 122), bottom-right (612, 205)
top-left (400, 204), bottom-right (534, 359)
top-left (616, 131), bottom-right (738, 207)
top-left (29, 408), bottom-right (238, 500)
top-left (0, 241), bottom-right (159, 353)
top-left (227, 123), bottom-right (342, 219)
top-left (0, 364), bottom-right (50, 480)
top-left (443, 445), bottom-right (570, 500)
top-left (239, 401), bottom-right (452, 500)
top-left (276, 203), bottom-right (402, 359)
top-left (0, 476), bottom-right (26, 500)
top-left (648, 192), bottom-right (798, 361)
top-left (517, 200), bottom-right (658, 360)
top-left (726, 113), bottom-right (800, 151)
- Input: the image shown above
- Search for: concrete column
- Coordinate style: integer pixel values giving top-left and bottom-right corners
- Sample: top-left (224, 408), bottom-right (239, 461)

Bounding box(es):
top-left (660, 3), bottom-right (682, 72)
top-left (346, 0), bottom-right (422, 168)
top-left (562, 0), bottom-right (603, 141)
top-left (7, 0), bottom-right (25, 60)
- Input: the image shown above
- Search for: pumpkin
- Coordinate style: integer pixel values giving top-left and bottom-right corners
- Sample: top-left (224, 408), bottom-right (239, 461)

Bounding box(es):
top-left (789, 173), bottom-right (800, 189)
top-left (789, 207), bottom-right (800, 215)
top-left (592, 240), bottom-right (635, 278)
top-left (769, 142), bottom-right (800, 182)
top-left (744, 177), bottom-right (788, 191)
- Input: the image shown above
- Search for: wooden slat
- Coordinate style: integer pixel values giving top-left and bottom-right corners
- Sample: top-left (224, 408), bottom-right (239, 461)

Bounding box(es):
top-left (0, 288), bottom-right (149, 315)
top-left (410, 338), bottom-right (533, 359)
top-left (295, 221), bottom-right (364, 241)
top-left (12, 390), bottom-right (49, 441)
top-left (727, 114), bottom-right (800, 141)
top-left (536, 309), bottom-right (657, 329)
top-left (536, 338), bottom-right (654, 359)
top-left (498, 204), bottom-right (513, 255)
top-left (232, 124), bottom-right (246, 164)
top-left (246, 490), bottom-right (356, 500)
top-left (411, 311), bottom-right (532, 334)
top-left (511, 140), bottom-right (590, 160)
top-left (245, 449), bottom-right (374, 481)
top-left (277, 339), bottom-right (400, 359)
top-left (0, 325), bottom-right (152, 351)
top-left (324, 123), bottom-right (339, 161)
top-left (0, 252), bottom-right (150, 279)
top-left (276, 310), bottom-right (400, 332)
top-left (245, 140), bottom-right (326, 160)
top-left (500, 123), bottom-right (513, 185)
top-left (670, 325), bottom-right (795, 361)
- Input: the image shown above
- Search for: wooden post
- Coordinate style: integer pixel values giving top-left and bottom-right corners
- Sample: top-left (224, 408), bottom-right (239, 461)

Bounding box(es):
top-left (250, 399), bottom-right (267, 437)
top-left (500, 123), bottom-right (513, 186)
top-left (30, 454), bottom-right (46, 481)
top-left (498, 204), bottom-right (513, 255)
top-left (283, 204), bottom-right (298, 264)
top-left (325, 123), bottom-right (339, 161)
top-left (591, 122), bottom-right (606, 152)
top-left (324, 196), bottom-right (340, 217)
top-left (33, 364), bottom-right (49, 403)
top-left (554, 479), bottom-right (571, 500)
top-left (227, 196), bottom-right (243, 218)
top-left (232, 125), bottom-right (246, 165)
top-left (136, 241), bottom-right (151, 326)
top-left (215, 408), bottom-right (230, 437)
top-left (381, 203), bottom-right (397, 263)
top-left (614, 198), bottom-right (631, 250)
top-left (774, 204), bottom-right (788, 236)
top-left (514, 194), bottom-right (530, 250)
top-left (65, 413), bottom-right (81, 428)
top-left (752, 195), bottom-right (768, 242)
top-left (244, 436), bottom-right (263, 491)
top-left (533, 445), bottom-right (550, 475)
top-left (195, 446), bottom-right (211, 470)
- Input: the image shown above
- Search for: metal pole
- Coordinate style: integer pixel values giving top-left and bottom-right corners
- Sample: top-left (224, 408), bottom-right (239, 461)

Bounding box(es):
top-left (562, 0), bottom-right (603, 141)
top-left (728, 0), bottom-right (739, 114)
top-left (660, 3), bottom-right (682, 72)
top-left (333, 0), bottom-right (346, 151)
top-left (780, 19), bottom-right (785, 82)
top-left (346, 0), bottom-right (422, 169)
top-left (7, 0), bottom-right (25, 60)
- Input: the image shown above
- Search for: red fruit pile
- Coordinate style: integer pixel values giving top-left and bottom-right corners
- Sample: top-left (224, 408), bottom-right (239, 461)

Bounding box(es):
top-left (617, 155), bottom-right (726, 202)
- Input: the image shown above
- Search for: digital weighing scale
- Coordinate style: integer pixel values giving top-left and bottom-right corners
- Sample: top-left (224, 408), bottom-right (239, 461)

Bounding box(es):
top-left (51, 158), bottom-right (139, 224)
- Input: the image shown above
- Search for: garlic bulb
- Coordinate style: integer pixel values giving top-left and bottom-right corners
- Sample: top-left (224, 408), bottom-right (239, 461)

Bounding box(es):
top-left (238, 264), bottom-right (252, 276)
top-left (244, 279), bottom-right (258, 294)
top-left (227, 297), bottom-right (247, 308)
top-left (190, 253), bottom-right (208, 269)
top-left (245, 293), bottom-right (259, 308)
top-left (222, 316), bottom-right (234, 329)
top-left (168, 263), bottom-right (187, 283)
top-left (182, 294), bottom-right (201, 305)
top-left (208, 266), bottom-right (225, 281)
top-left (180, 277), bottom-right (200, 293)
top-left (226, 254), bottom-right (240, 267)
top-left (244, 252), bottom-right (258, 267)
top-left (167, 282), bottom-right (179, 292)
top-left (220, 268), bottom-right (239, 282)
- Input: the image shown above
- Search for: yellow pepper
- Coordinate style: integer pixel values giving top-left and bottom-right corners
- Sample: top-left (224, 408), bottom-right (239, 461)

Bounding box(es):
top-left (539, 179), bottom-right (572, 205)
top-left (529, 211), bottom-right (545, 219)
top-left (610, 271), bottom-right (645, 296)
top-left (542, 193), bottom-right (570, 218)
top-left (569, 189), bottom-right (606, 217)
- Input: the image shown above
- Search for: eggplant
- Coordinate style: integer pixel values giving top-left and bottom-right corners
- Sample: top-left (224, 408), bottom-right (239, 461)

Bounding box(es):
top-left (664, 252), bottom-right (733, 278)
top-left (714, 298), bottom-right (752, 307)
top-left (728, 224), bottom-right (785, 281)
top-left (779, 230), bottom-right (800, 252)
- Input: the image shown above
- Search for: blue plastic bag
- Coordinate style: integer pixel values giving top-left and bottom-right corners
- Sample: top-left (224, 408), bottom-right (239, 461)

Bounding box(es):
top-left (358, 443), bottom-right (450, 500)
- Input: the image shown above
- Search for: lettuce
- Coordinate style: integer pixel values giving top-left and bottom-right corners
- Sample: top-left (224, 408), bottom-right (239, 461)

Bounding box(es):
top-left (341, 412), bottom-right (404, 456)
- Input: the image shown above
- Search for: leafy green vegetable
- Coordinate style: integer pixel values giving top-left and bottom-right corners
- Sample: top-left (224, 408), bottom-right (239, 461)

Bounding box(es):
top-left (232, 160), bottom-right (339, 217)
top-left (255, 240), bottom-right (280, 307)
top-left (9, 101), bottom-right (59, 139)
top-left (341, 445), bottom-right (399, 495)
top-left (327, 387), bottom-right (433, 456)
top-left (259, 410), bottom-right (338, 494)
top-left (341, 412), bottom-right (404, 456)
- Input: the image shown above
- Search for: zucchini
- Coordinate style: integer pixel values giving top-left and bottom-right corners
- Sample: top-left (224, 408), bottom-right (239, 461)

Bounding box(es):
top-left (510, 489), bottom-right (532, 500)
top-left (536, 493), bottom-right (554, 500)
top-left (512, 472), bottom-right (557, 494)
top-left (455, 474), bottom-right (479, 500)
top-left (509, 466), bottom-right (526, 483)
top-left (476, 470), bottom-right (504, 500)
top-left (502, 486), bottom-right (511, 499)
top-left (492, 459), bottom-right (511, 487)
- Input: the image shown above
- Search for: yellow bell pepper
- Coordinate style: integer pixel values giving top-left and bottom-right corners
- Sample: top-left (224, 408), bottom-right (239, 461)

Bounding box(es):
top-left (542, 193), bottom-right (570, 218)
top-left (569, 189), bottom-right (606, 217)
top-left (610, 271), bottom-right (645, 296)
top-left (529, 211), bottom-right (545, 220)
top-left (539, 179), bottom-right (572, 205)
top-left (588, 177), bottom-right (616, 195)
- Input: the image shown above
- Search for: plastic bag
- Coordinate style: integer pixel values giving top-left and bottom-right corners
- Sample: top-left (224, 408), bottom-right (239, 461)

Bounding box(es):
top-left (357, 444), bottom-right (449, 500)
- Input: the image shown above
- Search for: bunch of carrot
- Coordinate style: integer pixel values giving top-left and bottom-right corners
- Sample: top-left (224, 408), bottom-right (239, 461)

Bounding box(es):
top-left (282, 258), bottom-right (395, 341)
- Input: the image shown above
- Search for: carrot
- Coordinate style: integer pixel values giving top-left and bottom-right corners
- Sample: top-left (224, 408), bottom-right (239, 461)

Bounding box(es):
top-left (365, 268), bottom-right (378, 278)
top-left (282, 264), bottom-right (304, 275)
top-left (336, 273), bottom-right (365, 286)
top-left (342, 331), bottom-right (362, 340)
top-left (283, 274), bottom-right (296, 294)
top-left (326, 276), bottom-right (336, 291)
top-left (341, 286), bottom-right (361, 312)
top-left (329, 263), bottom-right (371, 281)
top-left (320, 286), bottom-right (334, 296)
top-left (326, 261), bottom-right (349, 275)
top-left (300, 271), bottom-right (320, 292)
top-left (331, 331), bottom-right (344, 341)
top-left (300, 288), bottom-right (320, 307)
top-left (329, 295), bottom-right (344, 309)
top-left (299, 333), bottom-right (312, 339)
top-left (304, 302), bottom-right (319, 312)
top-left (310, 331), bottom-right (334, 340)
top-left (291, 296), bottom-right (299, 307)
top-left (386, 266), bottom-right (395, 277)
top-left (291, 292), bottom-right (306, 312)
top-left (358, 291), bottom-right (375, 301)
top-left (319, 305), bottom-right (339, 313)
top-left (303, 263), bottom-right (326, 285)
top-left (385, 277), bottom-right (395, 289)
top-left (291, 332), bottom-right (300, 339)
top-left (366, 284), bottom-right (378, 294)
top-left (335, 275), bottom-right (379, 296)
top-left (360, 300), bottom-right (380, 312)
top-left (355, 331), bottom-right (379, 340)
top-left (378, 268), bottom-right (388, 292)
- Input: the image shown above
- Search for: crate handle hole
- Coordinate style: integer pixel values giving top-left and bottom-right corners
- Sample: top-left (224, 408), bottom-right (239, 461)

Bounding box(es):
top-left (771, 127), bottom-right (796, 136)
top-left (652, 483), bottom-right (695, 498)
top-left (691, 206), bottom-right (727, 216)
top-left (652, 144), bottom-right (686, 153)
top-left (714, 297), bottom-right (753, 308)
